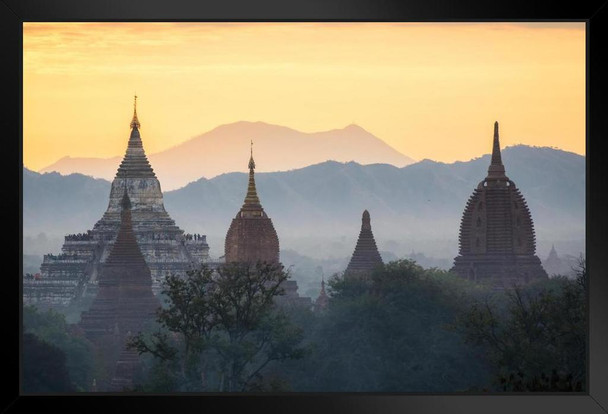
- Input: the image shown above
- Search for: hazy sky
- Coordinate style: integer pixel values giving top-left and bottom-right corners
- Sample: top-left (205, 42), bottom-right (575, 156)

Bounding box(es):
top-left (23, 22), bottom-right (585, 171)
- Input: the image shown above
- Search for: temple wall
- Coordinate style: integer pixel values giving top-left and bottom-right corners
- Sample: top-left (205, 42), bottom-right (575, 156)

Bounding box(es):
top-left (225, 216), bottom-right (280, 264)
top-left (106, 178), bottom-right (167, 213)
top-left (26, 229), bottom-right (209, 306)
top-left (452, 254), bottom-right (547, 287)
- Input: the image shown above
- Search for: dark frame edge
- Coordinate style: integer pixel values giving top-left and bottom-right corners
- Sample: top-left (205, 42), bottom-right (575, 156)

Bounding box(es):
top-left (4, 0), bottom-right (608, 413)
top-left (588, 1), bottom-right (608, 412)
top-left (2, 0), bottom-right (23, 412)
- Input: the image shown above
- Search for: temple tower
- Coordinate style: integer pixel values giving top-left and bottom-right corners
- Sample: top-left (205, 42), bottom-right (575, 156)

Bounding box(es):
top-left (223, 143), bottom-right (311, 307)
top-left (224, 142), bottom-right (280, 264)
top-left (80, 191), bottom-right (160, 339)
top-left (25, 97), bottom-right (209, 306)
top-left (79, 191), bottom-right (161, 391)
top-left (451, 122), bottom-right (547, 287)
top-left (542, 244), bottom-right (570, 277)
top-left (344, 210), bottom-right (383, 278)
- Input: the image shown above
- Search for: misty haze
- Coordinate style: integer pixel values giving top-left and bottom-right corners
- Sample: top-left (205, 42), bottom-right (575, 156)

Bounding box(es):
top-left (21, 22), bottom-right (586, 395)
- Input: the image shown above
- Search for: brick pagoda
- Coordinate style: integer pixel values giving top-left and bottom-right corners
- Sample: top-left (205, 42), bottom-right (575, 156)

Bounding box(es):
top-left (344, 210), bottom-right (384, 278)
top-left (451, 122), bottom-right (548, 287)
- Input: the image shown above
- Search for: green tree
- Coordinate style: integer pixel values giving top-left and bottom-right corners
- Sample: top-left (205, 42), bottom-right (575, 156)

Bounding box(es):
top-left (23, 305), bottom-right (95, 391)
top-left (22, 333), bottom-right (73, 393)
top-left (130, 262), bottom-right (306, 391)
top-left (281, 260), bottom-right (492, 392)
top-left (454, 260), bottom-right (587, 391)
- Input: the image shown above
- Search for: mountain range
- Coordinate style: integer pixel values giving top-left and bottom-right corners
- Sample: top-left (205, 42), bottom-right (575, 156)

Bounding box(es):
top-left (39, 121), bottom-right (415, 191)
top-left (24, 145), bottom-right (585, 260)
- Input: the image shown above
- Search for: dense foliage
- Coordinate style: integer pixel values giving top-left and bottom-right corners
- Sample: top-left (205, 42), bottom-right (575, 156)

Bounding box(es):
top-left (274, 260), bottom-right (493, 391)
top-left (23, 305), bottom-right (95, 391)
top-left (22, 333), bottom-right (73, 393)
top-left (129, 262), bottom-right (307, 391)
top-left (22, 259), bottom-right (586, 393)
top-left (455, 260), bottom-right (587, 391)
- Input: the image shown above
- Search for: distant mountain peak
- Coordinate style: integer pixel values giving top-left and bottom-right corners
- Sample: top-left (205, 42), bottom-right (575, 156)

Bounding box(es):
top-left (343, 123), bottom-right (365, 131)
top-left (40, 121), bottom-right (415, 190)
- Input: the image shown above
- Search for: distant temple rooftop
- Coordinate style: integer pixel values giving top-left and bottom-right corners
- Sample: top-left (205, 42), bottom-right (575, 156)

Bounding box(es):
top-left (451, 122), bottom-right (547, 287)
top-left (344, 210), bottom-right (383, 278)
top-left (314, 277), bottom-right (329, 312)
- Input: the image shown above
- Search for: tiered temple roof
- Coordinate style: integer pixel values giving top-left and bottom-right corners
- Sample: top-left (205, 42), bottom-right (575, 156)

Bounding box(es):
top-left (24, 97), bottom-right (209, 307)
top-left (224, 142), bottom-right (280, 264)
top-left (451, 122), bottom-right (547, 287)
top-left (93, 96), bottom-right (181, 233)
top-left (114, 96), bottom-right (156, 179)
top-left (344, 210), bottom-right (383, 277)
top-left (80, 191), bottom-right (160, 338)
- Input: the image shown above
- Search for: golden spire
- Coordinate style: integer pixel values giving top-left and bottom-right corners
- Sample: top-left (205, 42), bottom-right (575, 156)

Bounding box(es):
top-left (248, 139), bottom-right (255, 171)
top-left (130, 94), bottom-right (140, 129)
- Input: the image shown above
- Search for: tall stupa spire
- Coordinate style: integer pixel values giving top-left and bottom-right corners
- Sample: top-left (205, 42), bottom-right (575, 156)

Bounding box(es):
top-left (116, 96), bottom-right (155, 178)
top-left (487, 121), bottom-right (506, 179)
top-left (249, 139), bottom-right (255, 170)
top-left (130, 94), bottom-right (140, 130)
top-left (242, 140), bottom-right (261, 210)
top-left (225, 141), bottom-right (280, 264)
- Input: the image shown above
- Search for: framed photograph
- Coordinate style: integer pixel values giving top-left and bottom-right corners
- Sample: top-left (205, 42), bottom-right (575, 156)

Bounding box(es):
top-left (5, 0), bottom-right (608, 413)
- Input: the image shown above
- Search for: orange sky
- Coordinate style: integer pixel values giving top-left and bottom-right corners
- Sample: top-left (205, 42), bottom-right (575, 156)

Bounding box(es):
top-left (23, 22), bottom-right (585, 171)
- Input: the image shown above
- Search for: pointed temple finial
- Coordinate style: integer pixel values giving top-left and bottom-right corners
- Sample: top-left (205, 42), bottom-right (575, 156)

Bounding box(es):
top-left (248, 139), bottom-right (255, 171)
top-left (487, 121), bottom-right (506, 179)
top-left (362, 209), bottom-right (371, 231)
top-left (130, 94), bottom-right (140, 129)
top-left (242, 141), bottom-right (261, 210)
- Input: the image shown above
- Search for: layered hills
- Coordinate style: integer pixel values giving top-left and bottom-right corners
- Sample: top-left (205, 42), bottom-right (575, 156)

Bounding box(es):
top-left (25, 145), bottom-right (585, 260)
top-left (40, 121), bottom-right (415, 191)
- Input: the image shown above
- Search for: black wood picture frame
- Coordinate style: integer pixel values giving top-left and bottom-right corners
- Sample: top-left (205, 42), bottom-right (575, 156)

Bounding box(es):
top-left (3, 1), bottom-right (607, 413)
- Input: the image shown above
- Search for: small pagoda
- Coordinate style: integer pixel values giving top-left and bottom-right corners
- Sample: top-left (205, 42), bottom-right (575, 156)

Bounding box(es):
top-left (344, 210), bottom-right (383, 278)
top-left (451, 122), bottom-right (548, 287)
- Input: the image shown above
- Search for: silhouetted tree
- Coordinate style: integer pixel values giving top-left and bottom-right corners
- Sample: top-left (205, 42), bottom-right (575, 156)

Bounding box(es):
top-left (23, 305), bottom-right (94, 391)
top-left (281, 259), bottom-right (492, 392)
top-left (23, 333), bottom-right (73, 392)
top-left (454, 259), bottom-right (586, 391)
top-left (129, 262), bottom-right (306, 391)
